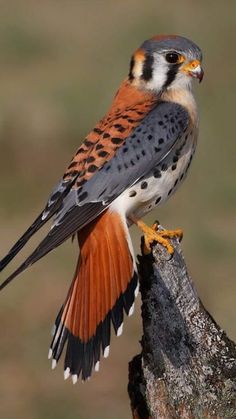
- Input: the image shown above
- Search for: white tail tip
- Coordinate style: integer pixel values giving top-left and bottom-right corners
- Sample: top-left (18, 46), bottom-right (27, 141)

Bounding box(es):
top-left (72, 374), bottom-right (78, 384)
top-left (64, 368), bottom-right (70, 380)
top-left (135, 282), bottom-right (139, 298)
top-left (103, 345), bottom-right (110, 358)
top-left (94, 361), bottom-right (100, 372)
top-left (48, 348), bottom-right (53, 360)
top-left (51, 359), bottom-right (57, 370)
top-left (117, 323), bottom-right (123, 337)
top-left (128, 303), bottom-right (135, 317)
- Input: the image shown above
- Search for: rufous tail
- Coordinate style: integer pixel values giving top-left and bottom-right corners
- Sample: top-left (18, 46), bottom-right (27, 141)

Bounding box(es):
top-left (49, 209), bottom-right (138, 381)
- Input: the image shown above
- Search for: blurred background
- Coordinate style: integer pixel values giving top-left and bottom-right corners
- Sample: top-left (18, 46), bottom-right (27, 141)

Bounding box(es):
top-left (0, 1), bottom-right (235, 418)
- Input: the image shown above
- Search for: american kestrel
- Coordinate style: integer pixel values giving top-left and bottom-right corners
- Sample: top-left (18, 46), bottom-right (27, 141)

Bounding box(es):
top-left (0, 35), bottom-right (203, 382)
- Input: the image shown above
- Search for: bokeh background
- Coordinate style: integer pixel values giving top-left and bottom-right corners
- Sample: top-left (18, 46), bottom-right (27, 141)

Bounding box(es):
top-left (0, 1), bottom-right (235, 418)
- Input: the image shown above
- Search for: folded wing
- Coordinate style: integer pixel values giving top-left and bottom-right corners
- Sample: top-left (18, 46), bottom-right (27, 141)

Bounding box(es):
top-left (0, 101), bottom-right (189, 290)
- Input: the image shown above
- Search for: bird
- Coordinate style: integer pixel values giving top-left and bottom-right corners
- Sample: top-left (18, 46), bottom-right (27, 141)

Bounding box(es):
top-left (0, 34), bottom-right (203, 383)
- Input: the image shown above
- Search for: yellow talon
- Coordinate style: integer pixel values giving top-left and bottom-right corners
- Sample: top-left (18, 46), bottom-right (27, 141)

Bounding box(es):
top-left (158, 228), bottom-right (183, 241)
top-left (130, 216), bottom-right (183, 255)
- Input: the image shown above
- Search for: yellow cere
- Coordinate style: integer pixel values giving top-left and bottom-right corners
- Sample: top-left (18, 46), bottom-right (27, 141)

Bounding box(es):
top-left (182, 59), bottom-right (201, 73)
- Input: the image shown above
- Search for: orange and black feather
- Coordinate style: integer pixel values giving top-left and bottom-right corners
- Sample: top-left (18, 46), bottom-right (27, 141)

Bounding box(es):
top-left (63, 79), bottom-right (157, 185)
top-left (50, 210), bottom-right (138, 380)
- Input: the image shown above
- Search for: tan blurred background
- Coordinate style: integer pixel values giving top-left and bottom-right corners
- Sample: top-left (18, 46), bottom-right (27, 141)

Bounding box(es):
top-left (0, 1), bottom-right (235, 418)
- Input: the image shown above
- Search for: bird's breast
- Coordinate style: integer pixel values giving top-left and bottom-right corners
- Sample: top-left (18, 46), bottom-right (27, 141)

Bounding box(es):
top-left (110, 127), bottom-right (197, 220)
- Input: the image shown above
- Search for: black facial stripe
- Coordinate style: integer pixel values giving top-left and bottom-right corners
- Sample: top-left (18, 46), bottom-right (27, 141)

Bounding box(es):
top-left (128, 55), bottom-right (135, 81)
top-left (163, 63), bottom-right (181, 89)
top-left (141, 54), bottom-right (154, 81)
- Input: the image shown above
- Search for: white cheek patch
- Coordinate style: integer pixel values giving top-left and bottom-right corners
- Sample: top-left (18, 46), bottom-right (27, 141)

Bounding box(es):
top-left (133, 59), bottom-right (144, 79)
top-left (144, 52), bottom-right (193, 92)
top-left (146, 54), bottom-right (168, 91)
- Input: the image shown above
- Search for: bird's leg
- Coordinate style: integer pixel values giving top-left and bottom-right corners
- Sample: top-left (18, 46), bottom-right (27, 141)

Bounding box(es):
top-left (129, 215), bottom-right (183, 255)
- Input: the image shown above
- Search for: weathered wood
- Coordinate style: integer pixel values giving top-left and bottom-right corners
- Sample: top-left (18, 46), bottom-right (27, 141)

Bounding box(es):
top-left (128, 236), bottom-right (236, 419)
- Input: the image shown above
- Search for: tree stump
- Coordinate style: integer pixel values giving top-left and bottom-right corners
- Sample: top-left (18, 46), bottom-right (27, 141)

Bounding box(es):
top-left (128, 235), bottom-right (236, 419)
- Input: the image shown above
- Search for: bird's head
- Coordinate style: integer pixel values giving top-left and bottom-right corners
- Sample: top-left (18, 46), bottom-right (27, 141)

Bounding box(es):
top-left (129, 35), bottom-right (203, 93)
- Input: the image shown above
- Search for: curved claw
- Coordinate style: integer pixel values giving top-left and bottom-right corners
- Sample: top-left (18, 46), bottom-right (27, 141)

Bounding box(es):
top-left (130, 215), bottom-right (183, 256)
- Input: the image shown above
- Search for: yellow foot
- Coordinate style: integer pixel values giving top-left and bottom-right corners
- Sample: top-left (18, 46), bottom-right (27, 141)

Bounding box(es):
top-left (130, 217), bottom-right (183, 256)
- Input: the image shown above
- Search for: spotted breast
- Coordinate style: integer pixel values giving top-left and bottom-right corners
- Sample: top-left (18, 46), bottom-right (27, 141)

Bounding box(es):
top-left (110, 87), bottom-right (198, 221)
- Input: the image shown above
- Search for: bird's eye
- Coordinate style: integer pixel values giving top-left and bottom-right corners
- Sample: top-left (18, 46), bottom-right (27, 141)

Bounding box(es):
top-left (165, 52), bottom-right (180, 64)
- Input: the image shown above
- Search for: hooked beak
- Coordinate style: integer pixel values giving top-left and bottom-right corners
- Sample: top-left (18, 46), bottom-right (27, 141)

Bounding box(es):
top-left (182, 59), bottom-right (204, 83)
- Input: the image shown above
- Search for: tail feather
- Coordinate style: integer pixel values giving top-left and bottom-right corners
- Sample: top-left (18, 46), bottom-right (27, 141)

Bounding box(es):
top-left (49, 209), bottom-right (138, 381)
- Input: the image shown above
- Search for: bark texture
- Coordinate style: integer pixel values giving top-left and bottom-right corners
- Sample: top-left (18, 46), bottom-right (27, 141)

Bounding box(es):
top-left (128, 237), bottom-right (236, 419)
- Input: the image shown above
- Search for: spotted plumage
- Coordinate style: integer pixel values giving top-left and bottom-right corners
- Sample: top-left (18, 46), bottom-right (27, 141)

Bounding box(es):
top-left (64, 81), bottom-right (157, 187)
top-left (0, 34), bottom-right (203, 382)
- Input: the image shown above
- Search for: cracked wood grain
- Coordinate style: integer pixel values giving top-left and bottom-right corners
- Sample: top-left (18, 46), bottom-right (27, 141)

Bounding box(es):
top-left (128, 236), bottom-right (236, 419)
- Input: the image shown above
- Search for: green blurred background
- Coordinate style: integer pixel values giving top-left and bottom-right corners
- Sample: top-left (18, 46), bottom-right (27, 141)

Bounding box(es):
top-left (0, 1), bottom-right (235, 418)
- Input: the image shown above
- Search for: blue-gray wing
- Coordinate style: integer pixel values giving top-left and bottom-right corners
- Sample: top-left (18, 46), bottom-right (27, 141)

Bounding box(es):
top-left (71, 101), bottom-right (189, 208)
top-left (0, 101), bottom-right (189, 288)
top-left (0, 175), bottom-right (78, 272)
